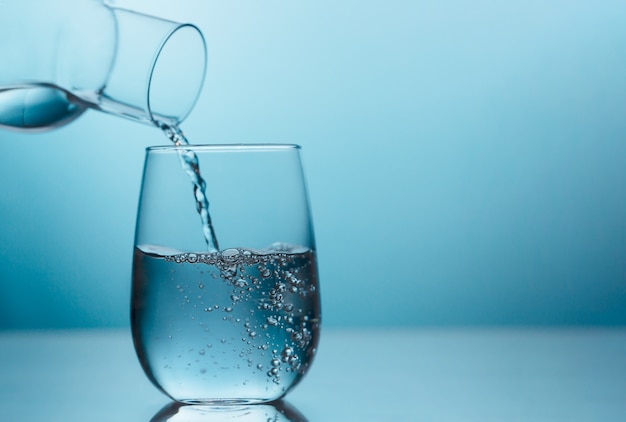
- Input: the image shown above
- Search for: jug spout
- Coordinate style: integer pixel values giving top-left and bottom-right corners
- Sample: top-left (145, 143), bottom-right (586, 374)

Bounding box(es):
top-left (92, 7), bottom-right (207, 127)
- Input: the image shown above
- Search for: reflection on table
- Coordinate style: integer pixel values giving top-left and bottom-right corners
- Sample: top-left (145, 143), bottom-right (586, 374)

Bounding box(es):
top-left (151, 400), bottom-right (307, 422)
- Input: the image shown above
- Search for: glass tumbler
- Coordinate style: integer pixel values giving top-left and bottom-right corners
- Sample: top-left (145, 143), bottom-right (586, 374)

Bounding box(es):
top-left (131, 144), bottom-right (321, 404)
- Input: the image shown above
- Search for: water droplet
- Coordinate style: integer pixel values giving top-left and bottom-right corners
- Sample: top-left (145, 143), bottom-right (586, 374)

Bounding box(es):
top-left (224, 307), bottom-right (233, 312)
top-left (199, 349), bottom-right (205, 355)
top-left (204, 307), bottom-right (212, 312)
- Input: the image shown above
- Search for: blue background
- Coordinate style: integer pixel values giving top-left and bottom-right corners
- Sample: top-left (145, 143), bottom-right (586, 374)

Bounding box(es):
top-left (1, 0), bottom-right (626, 329)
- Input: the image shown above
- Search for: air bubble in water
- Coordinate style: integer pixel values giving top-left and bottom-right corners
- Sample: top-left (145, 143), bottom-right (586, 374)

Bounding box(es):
top-left (281, 346), bottom-right (294, 361)
top-left (259, 266), bottom-right (271, 278)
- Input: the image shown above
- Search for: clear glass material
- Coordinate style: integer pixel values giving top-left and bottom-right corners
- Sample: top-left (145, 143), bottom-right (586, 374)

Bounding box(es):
top-left (131, 144), bottom-right (321, 405)
top-left (0, 0), bottom-right (206, 131)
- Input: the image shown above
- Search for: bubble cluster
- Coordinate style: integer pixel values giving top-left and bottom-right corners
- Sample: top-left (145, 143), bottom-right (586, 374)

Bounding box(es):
top-left (156, 246), bottom-right (321, 388)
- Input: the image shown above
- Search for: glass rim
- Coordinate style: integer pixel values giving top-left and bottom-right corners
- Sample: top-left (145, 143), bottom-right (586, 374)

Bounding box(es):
top-left (146, 143), bottom-right (302, 153)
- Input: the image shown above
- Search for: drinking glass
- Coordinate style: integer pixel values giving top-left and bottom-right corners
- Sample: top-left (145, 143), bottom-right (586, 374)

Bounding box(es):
top-left (131, 144), bottom-right (321, 404)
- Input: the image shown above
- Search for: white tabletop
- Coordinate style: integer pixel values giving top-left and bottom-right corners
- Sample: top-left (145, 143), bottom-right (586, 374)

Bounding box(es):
top-left (1, 327), bottom-right (625, 421)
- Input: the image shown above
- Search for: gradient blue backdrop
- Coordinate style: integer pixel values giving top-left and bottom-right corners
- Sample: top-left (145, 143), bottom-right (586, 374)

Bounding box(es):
top-left (1, 0), bottom-right (626, 329)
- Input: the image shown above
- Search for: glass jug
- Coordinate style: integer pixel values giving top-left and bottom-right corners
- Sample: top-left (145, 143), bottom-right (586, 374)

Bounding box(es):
top-left (0, 0), bottom-right (207, 131)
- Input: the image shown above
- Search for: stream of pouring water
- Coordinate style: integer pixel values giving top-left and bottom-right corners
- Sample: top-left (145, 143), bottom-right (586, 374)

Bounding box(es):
top-left (0, 83), bottom-right (220, 252)
top-left (160, 123), bottom-right (220, 252)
